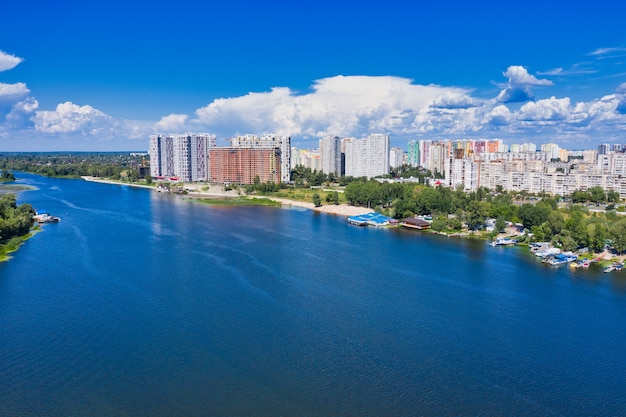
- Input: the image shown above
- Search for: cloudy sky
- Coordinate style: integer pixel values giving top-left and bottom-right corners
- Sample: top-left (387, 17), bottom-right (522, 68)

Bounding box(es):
top-left (1, 0), bottom-right (625, 151)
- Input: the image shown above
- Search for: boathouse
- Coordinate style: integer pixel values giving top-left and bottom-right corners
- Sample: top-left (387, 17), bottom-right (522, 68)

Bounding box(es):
top-left (400, 217), bottom-right (431, 230)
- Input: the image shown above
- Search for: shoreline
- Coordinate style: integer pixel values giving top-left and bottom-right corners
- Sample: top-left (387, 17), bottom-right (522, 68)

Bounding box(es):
top-left (80, 176), bottom-right (374, 217)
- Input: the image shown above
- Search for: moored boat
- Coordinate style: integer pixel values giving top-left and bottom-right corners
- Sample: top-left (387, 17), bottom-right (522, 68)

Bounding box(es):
top-left (33, 212), bottom-right (61, 223)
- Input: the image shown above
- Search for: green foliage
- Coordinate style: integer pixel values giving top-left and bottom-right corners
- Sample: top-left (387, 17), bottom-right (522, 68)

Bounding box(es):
top-left (312, 192), bottom-right (322, 207)
top-left (0, 153), bottom-right (145, 179)
top-left (0, 170), bottom-right (16, 182)
top-left (0, 194), bottom-right (35, 244)
top-left (326, 191), bottom-right (340, 205)
top-left (517, 203), bottom-right (550, 229)
top-left (609, 219), bottom-right (626, 254)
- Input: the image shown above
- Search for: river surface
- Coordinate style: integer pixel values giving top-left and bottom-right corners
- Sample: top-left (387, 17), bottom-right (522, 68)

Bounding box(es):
top-left (2, 172), bottom-right (626, 416)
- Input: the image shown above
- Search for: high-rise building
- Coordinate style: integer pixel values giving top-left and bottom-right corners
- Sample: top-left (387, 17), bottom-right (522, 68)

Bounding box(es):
top-left (344, 133), bottom-right (390, 179)
top-left (149, 133), bottom-right (216, 181)
top-left (319, 135), bottom-right (342, 176)
top-left (208, 147), bottom-right (281, 184)
top-left (407, 140), bottom-right (419, 167)
top-left (390, 147), bottom-right (404, 169)
top-left (598, 143), bottom-right (611, 155)
top-left (229, 134), bottom-right (291, 182)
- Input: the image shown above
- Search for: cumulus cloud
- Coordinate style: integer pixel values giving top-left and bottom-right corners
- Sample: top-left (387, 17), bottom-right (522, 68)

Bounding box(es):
top-left (0, 83), bottom-right (32, 127)
top-left (497, 66), bottom-right (553, 103)
top-left (487, 105), bottom-right (513, 126)
top-left (0, 82), bottom-right (30, 103)
top-left (0, 51), bottom-right (23, 72)
top-left (191, 75), bottom-right (468, 139)
top-left (33, 101), bottom-right (113, 135)
top-left (431, 92), bottom-right (481, 109)
top-left (616, 82), bottom-right (626, 114)
top-left (155, 113), bottom-right (189, 132)
top-left (5, 98), bottom-right (38, 129)
top-left (518, 97), bottom-right (571, 122)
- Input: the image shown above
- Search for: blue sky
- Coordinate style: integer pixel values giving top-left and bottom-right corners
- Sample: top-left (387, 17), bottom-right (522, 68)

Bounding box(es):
top-left (1, 0), bottom-right (625, 151)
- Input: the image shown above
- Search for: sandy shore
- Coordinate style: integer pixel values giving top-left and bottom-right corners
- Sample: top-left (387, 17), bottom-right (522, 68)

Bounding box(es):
top-left (81, 177), bottom-right (373, 217)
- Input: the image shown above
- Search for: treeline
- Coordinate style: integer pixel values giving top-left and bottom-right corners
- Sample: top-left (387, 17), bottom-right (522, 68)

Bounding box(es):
top-left (0, 153), bottom-right (145, 179)
top-left (290, 164), bottom-right (432, 187)
top-left (0, 194), bottom-right (35, 244)
top-left (342, 179), bottom-right (626, 253)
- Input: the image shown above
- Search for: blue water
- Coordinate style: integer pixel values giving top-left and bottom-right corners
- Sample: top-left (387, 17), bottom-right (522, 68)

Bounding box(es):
top-left (2, 173), bottom-right (626, 416)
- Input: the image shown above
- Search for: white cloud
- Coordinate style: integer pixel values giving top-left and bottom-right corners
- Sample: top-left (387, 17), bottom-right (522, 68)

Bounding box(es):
top-left (155, 113), bottom-right (189, 132)
top-left (518, 97), bottom-right (571, 122)
top-left (487, 105), bottom-right (513, 126)
top-left (431, 92), bottom-right (481, 109)
top-left (5, 98), bottom-right (39, 129)
top-left (0, 82), bottom-right (30, 102)
top-left (497, 66), bottom-right (553, 103)
top-left (588, 47), bottom-right (626, 57)
top-left (191, 75), bottom-right (468, 139)
top-left (33, 101), bottom-right (113, 134)
top-left (537, 64), bottom-right (597, 76)
top-left (616, 82), bottom-right (626, 114)
top-left (0, 51), bottom-right (23, 72)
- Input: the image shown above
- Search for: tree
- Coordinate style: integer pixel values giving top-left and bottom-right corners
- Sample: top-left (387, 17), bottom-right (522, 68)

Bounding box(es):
top-left (0, 170), bottom-right (15, 181)
top-left (312, 192), bottom-right (322, 207)
top-left (607, 190), bottom-right (620, 203)
top-left (588, 186), bottom-right (606, 204)
top-left (494, 216), bottom-right (507, 233)
top-left (609, 219), bottom-right (626, 254)
top-left (517, 203), bottom-right (550, 229)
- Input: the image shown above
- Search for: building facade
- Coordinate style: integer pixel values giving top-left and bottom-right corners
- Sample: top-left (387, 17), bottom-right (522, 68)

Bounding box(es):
top-left (149, 133), bottom-right (216, 181)
top-left (208, 147), bottom-right (281, 184)
top-left (390, 147), bottom-right (404, 169)
top-left (344, 133), bottom-right (390, 179)
top-left (319, 135), bottom-right (342, 176)
top-left (229, 134), bottom-right (291, 182)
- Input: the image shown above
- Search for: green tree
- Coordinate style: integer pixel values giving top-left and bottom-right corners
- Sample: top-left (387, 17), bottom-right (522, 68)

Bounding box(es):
top-left (494, 216), bottom-right (507, 233)
top-left (588, 186), bottom-right (606, 204)
top-left (312, 192), bottom-right (322, 207)
top-left (609, 219), bottom-right (626, 254)
top-left (517, 203), bottom-right (550, 229)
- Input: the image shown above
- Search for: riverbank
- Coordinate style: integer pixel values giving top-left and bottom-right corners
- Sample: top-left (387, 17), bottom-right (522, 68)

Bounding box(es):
top-left (0, 230), bottom-right (38, 262)
top-left (81, 177), bottom-right (374, 217)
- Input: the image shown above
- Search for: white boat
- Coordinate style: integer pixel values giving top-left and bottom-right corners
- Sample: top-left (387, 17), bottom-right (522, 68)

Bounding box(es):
top-left (34, 213), bottom-right (60, 223)
top-left (535, 247), bottom-right (561, 258)
top-left (491, 237), bottom-right (518, 247)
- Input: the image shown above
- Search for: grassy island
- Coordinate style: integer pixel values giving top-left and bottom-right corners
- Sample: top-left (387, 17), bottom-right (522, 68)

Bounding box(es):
top-left (193, 197), bottom-right (281, 207)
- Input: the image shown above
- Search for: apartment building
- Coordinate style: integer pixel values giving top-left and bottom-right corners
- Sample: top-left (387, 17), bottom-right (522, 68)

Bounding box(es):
top-left (208, 147), bottom-right (281, 184)
top-left (344, 134), bottom-right (390, 179)
top-left (229, 134), bottom-right (291, 182)
top-left (390, 147), bottom-right (405, 169)
top-left (149, 133), bottom-right (216, 181)
top-left (319, 135), bottom-right (342, 176)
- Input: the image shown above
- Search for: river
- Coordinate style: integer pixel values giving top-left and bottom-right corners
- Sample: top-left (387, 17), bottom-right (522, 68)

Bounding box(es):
top-left (1, 172), bottom-right (626, 416)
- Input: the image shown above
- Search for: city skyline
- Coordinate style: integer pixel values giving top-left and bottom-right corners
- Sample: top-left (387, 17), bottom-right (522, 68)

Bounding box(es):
top-left (1, 1), bottom-right (625, 152)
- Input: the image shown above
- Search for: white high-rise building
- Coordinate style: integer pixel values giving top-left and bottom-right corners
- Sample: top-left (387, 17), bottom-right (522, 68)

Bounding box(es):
top-left (344, 133), bottom-right (390, 179)
top-left (319, 136), bottom-right (342, 176)
top-left (230, 134), bottom-right (291, 182)
top-left (149, 133), bottom-right (216, 181)
top-left (390, 147), bottom-right (404, 169)
top-left (541, 143), bottom-right (562, 160)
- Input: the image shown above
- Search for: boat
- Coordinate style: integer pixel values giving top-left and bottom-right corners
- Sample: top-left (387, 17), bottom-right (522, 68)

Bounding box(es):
top-left (604, 262), bottom-right (624, 273)
top-left (491, 237), bottom-right (518, 247)
top-left (535, 247), bottom-right (561, 258)
top-left (545, 253), bottom-right (578, 266)
top-left (33, 212), bottom-right (61, 223)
